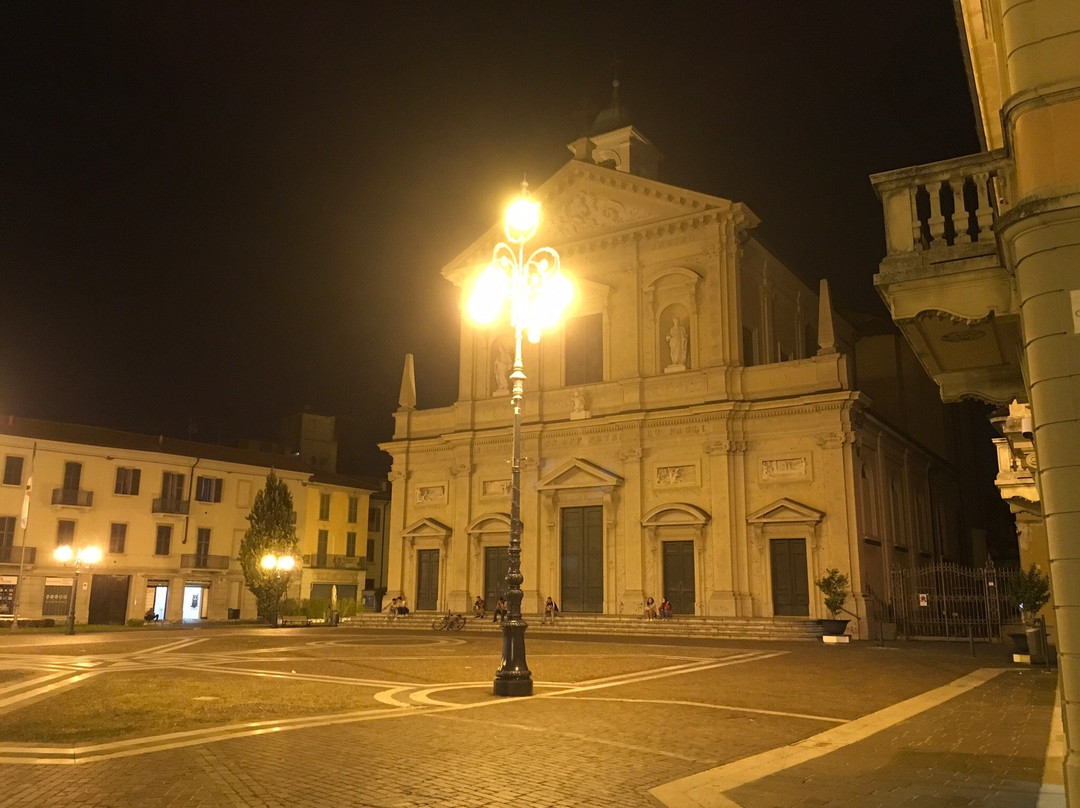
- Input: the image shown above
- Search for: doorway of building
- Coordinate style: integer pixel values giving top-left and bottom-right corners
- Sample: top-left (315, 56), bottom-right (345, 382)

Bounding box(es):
top-left (416, 549), bottom-right (439, 611)
top-left (183, 584), bottom-right (209, 621)
top-left (88, 575), bottom-right (130, 625)
top-left (770, 538), bottom-right (810, 616)
top-left (484, 546), bottom-right (509, 607)
top-left (145, 582), bottom-right (168, 621)
top-left (561, 506), bottom-right (603, 613)
top-left (662, 541), bottom-right (696, 614)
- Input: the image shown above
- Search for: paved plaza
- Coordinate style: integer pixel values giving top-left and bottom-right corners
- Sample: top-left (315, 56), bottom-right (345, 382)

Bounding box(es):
top-left (0, 625), bottom-right (1061, 807)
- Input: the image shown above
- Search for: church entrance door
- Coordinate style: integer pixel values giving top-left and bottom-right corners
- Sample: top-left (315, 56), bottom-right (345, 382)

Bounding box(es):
top-left (560, 506), bottom-right (603, 613)
top-left (416, 549), bottom-right (439, 611)
top-left (662, 541), bottom-right (695, 614)
top-left (770, 538), bottom-right (809, 616)
top-left (484, 546), bottom-right (509, 607)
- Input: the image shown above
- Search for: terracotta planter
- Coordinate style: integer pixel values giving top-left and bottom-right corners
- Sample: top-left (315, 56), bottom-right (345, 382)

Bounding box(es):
top-left (820, 618), bottom-right (849, 636)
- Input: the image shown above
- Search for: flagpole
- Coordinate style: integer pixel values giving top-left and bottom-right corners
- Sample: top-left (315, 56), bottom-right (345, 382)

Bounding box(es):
top-left (9, 443), bottom-right (35, 632)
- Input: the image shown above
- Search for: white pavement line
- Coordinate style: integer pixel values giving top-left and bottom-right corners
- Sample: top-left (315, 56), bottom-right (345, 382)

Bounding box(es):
top-left (649, 667), bottom-right (1005, 808)
top-left (0, 671), bottom-right (99, 712)
top-left (135, 637), bottom-right (207, 656)
top-left (0, 670), bottom-right (73, 698)
top-left (562, 697), bottom-right (847, 724)
top-left (0, 704), bottom-right (418, 765)
top-left (1038, 686), bottom-right (1066, 808)
top-left (178, 663), bottom-right (415, 689)
top-left (375, 686), bottom-right (419, 707)
top-left (549, 652), bottom-right (787, 697)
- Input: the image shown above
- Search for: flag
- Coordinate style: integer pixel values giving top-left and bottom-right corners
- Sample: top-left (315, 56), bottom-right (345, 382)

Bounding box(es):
top-left (19, 445), bottom-right (35, 529)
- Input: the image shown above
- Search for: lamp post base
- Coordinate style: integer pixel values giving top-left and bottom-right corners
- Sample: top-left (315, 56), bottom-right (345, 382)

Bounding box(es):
top-left (493, 618), bottom-right (533, 697)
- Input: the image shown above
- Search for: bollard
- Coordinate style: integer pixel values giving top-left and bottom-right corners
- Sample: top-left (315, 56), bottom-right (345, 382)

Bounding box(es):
top-left (968, 625), bottom-right (975, 657)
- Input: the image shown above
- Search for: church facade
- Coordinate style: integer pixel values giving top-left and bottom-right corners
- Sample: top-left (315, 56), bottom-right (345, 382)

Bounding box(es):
top-left (381, 114), bottom-right (964, 638)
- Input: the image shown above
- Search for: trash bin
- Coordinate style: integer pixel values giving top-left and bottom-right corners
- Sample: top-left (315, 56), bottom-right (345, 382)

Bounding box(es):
top-left (227, 608), bottom-right (240, 620)
top-left (328, 610), bottom-right (340, 627)
top-left (362, 590), bottom-right (376, 611)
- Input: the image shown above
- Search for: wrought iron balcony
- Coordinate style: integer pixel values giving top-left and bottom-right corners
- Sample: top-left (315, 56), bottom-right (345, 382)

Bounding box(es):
top-left (152, 498), bottom-right (189, 515)
top-left (180, 553), bottom-right (231, 570)
top-left (0, 546), bottom-right (36, 565)
top-left (51, 488), bottom-right (94, 507)
top-left (871, 150), bottom-right (1023, 404)
top-left (302, 553), bottom-right (366, 571)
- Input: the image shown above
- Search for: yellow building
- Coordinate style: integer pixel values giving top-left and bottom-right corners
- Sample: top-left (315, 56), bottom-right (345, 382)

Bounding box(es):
top-left (0, 416), bottom-right (385, 624)
top-left (870, 0), bottom-right (1080, 800)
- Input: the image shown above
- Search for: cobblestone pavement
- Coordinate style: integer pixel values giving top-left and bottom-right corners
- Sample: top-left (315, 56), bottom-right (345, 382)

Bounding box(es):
top-left (0, 627), bottom-right (1058, 807)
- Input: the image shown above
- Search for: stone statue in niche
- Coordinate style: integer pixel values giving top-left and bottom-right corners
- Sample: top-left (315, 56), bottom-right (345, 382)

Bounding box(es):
top-left (493, 344), bottom-right (511, 395)
top-left (665, 317), bottom-right (688, 371)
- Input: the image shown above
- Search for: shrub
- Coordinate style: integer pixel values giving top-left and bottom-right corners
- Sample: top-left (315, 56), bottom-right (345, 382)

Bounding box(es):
top-left (337, 598), bottom-right (358, 618)
top-left (815, 568), bottom-right (849, 618)
top-left (1009, 564), bottom-right (1051, 623)
top-left (280, 598), bottom-right (304, 616)
top-left (126, 618), bottom-right (145, 627)
top-left (304, 598), bottom-right (330, 619)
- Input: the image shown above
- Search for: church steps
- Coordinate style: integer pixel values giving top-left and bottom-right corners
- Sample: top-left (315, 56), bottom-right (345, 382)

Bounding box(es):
top-left (345, 613), bottom-right (825, 641)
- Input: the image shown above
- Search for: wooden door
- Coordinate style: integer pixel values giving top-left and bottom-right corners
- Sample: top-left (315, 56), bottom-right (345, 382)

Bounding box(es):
top-left (770, 539), bottom-right (810, 616)
top-left (88, 575), bottom-right (131, 625)
top-left (662, 541), bottom-right (696, 614)
top-left (484, 546), bottom-right (509, 607)
top-left (560, 506), bottom-right (603, 613)
top-left (415, 549), bottom-right (439, 611)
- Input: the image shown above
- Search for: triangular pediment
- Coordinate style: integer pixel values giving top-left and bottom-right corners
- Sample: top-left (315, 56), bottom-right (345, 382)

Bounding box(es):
top-left (442, 161), bottom-right (752, 285)
top-left (746, 498), bottom-right (825, 526)
top-left (536, 457), bottom-right (623, 491)
top-left (401, 517), bottom-right (452, 538)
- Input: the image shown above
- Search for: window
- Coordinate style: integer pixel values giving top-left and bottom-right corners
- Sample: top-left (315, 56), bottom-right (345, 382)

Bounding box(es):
top-left (109, 523), bottom-right (127, 554)
top-left (317, 529), bottom-right (328, 566)
top-left (62, 462), bottom-right (82, 492)
top-left (3, 456), bottom-right (23, 486)
top-left (742, 326), bottom-right (757, 367)
top-left (196, 527), bottom-right (211, 562)
top-left (0, 516), bottom-right (15, 558)
top-left (195, 476), bottom-right (223, 503)
top-left (56, 519), bottom-right (75, 546)
top-left (155, 524), bottom-right (172, 556)
top-left (565, 313), bottom-right (603, 385)
top-left (161, 472), bottom-right (185, 503)
top-left (347, 496), bottom-right (358, 524)
top-left (368, 507), bottom-right (381, 532)
top-left (319, 493), bottom-right (330, 521)
top-left (114, 467), bottom-right (141, 496)
top-left (346, 531), bottom-right (356, 557)
top-left (42, 585), bottom-right (71, 616)
top-left (366, 538), bottom-right (375, 563)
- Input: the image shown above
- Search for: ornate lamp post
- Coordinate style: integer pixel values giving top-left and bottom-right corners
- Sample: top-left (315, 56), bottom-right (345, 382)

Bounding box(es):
top-left (260, 553), bottom-right (296, 626)
top-left (53, 544), bottom-right (102, 635)
top-left (468, 182), bottom-right (573, 697)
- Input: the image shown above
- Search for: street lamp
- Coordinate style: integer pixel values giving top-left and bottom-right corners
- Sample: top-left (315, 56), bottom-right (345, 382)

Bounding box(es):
top-left (468, 181), bottom-right (573, 697)
top-left (261, 553), bottom-right (296, 626)
top-left (53, 544), bottom-right (102, 635)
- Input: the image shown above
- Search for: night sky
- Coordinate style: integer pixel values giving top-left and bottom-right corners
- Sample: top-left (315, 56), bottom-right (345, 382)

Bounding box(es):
top-left (1, 2), bottom-right (979, 476)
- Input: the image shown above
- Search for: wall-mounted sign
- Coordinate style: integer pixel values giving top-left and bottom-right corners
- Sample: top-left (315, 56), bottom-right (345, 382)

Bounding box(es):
top-left (919, 593), bottom-right (928, 607)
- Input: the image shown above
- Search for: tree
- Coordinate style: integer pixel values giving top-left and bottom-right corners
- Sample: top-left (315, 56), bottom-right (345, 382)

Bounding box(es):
top-left (815, 568), bottom-right (849, 618)
top-left (239, 472), bottom-right (300, 625)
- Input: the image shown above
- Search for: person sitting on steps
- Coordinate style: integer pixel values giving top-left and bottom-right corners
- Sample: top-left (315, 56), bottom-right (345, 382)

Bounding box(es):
top-left (473, 595), bottom-right (486, 619)
top-left (492, 596), bottom-right (507, 623)
top-left (542, 596), bottom-right (559, 625)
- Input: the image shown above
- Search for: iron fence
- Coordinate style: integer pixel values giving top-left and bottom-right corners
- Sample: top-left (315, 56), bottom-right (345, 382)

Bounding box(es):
top-left (889, 561), bottom-right (1020, 641)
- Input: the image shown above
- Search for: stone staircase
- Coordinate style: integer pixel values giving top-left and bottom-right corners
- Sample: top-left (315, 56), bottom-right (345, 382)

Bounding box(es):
top-left (344, 612), bottom-right (824, 641)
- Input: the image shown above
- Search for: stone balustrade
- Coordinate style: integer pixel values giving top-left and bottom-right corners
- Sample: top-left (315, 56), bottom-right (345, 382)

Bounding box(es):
top-left (871, 150), bottom-right (1011, 257)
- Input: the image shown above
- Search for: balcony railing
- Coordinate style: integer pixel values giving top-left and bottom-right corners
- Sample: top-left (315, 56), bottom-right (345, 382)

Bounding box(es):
top-left (871, 150), bottom-right (1011, 258)
top-left (51, 488), bottom-right (94, 507)
top-left (152, 498), bottom-right (189, 515)
top-left (180, 553), bottom-right (231, 570)
top-left (0, 546), bottom-right (36, 565)
top-left (303, 553), bottom-right (365, 571)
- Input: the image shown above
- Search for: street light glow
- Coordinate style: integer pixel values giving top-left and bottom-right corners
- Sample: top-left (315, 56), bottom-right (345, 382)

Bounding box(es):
top-left (504, 195), bottom-right (539, 243)
top-left (79, 546), bottom-right (102, 565)
top-left (261, 554), bottom-right (277, 571)
top-left (277, 555), bottom-right (295, 571)
top-left (54, 545), bottom-right (74, 563)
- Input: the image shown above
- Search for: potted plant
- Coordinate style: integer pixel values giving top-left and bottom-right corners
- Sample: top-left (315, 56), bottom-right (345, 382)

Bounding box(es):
top-left (815, 567), bottom-right (850, 636)
top-left (1007, 564), bottom-right (1051, 661)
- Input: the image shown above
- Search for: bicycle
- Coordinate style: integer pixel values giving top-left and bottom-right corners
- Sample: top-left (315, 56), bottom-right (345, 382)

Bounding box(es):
top-left (432, 611), bottom-right (466, 631)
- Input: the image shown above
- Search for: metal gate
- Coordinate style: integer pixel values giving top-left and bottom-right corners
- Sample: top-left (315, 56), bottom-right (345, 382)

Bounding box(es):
top-left (890, 561), bottom-right (1019, 641)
